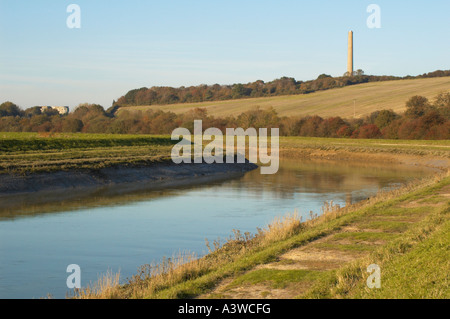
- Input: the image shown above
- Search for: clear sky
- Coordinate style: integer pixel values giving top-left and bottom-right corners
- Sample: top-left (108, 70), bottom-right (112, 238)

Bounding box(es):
top-left (0, 0), bottom-right (449, 109)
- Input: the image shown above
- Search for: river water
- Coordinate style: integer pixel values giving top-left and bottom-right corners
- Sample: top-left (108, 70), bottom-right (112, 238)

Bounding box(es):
top-left (0, 159), bottom-right (432, 299)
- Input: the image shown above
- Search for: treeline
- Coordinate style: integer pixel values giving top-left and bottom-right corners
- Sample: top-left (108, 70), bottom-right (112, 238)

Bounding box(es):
top-left (0, 92), bottom-right (449, 140)
top-left (115, 70), bottom-right (450, 108)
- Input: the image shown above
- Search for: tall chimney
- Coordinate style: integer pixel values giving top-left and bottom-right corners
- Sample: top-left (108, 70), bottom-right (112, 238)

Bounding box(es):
top-left (347, 31), bottom-right (353, 76)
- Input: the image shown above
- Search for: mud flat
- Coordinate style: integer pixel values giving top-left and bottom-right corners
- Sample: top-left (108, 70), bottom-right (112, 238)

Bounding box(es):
top-left (0, 159), bottom-right (258, 211)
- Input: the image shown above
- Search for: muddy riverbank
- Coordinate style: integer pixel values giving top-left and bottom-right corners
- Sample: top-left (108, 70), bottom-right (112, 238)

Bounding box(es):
top-left (0, 159), bottom-right (258, 210)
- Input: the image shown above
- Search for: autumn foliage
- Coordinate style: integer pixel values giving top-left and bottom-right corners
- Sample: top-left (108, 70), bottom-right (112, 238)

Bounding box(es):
top-left (0, 92), bottom-right (449, 140)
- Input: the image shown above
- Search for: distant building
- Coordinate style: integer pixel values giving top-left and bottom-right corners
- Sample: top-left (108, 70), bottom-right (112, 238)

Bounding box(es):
top-left (40, 106), bottom-right (70, 115)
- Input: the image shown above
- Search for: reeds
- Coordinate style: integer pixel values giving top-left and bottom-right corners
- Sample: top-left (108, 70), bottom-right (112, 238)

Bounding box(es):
top-left (73, 269), bottom-right (121, 299)
top-left (258, 212), bottom-right (303, 245)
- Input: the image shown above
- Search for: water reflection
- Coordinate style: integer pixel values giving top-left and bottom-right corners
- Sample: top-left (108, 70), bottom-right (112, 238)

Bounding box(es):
top-left (228, 158), bottom-right (429, 202)
top-left (0, 172), bottom-right (247, 221)
top-left (0, 159), bottom-right (431, 222)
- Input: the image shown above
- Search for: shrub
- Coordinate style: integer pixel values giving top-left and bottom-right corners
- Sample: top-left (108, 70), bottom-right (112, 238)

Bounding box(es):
top-left (300, 116), bottom-right (324, 137)
top-left (424, 122), bottom-right (450, 140)
top-left (356, 124), bottom-right (382, 139)
top-left (336, 125), bottom-right (353, 138)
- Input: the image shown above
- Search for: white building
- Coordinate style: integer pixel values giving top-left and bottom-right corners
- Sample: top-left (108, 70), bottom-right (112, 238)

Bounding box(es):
top-left (40, 106), bottom-right (70, 115)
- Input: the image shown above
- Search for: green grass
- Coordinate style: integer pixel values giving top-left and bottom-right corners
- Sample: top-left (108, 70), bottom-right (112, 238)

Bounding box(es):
top-left (312, 242), bottom-right (377, 252)
top-left (304, 208), bottom-right (450, 299)
top-left (300, 178), bottom-right (450, 299)
top-left (330, 232), bottom-right (397, 242)
top-left (279, 136), bottom-right (450, 157)
top-left (369, 206), bottom-right (433, 217)
top-left (0, 132), bottom-right (175, 174)
top-left (353, 219), bottom-right (450, 299)
top-left (2, 133), bottom-right (448, 174)
top-left (0, 132), bottom-right (174, 152)
top-left (120, 77), bottom-right (450, 118)
top-left (228, 269), bottom-right (324, 289)
top-left (356, 221), bottom-right (410, 233)
top-left (418, 196), bottom-right (449, 204)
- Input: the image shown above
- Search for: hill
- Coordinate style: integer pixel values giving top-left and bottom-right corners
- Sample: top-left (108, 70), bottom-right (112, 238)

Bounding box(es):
top-left (118, 77), bottom-right (450, 118)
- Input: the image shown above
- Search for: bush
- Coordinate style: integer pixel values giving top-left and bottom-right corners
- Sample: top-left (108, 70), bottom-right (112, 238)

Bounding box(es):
top-left (318, 117), bottom-right (347, 137)
top-left (381, 119), bottom-right (403, 139)
top-left (300, 116), bottom-right (324, 137)
top-left (356, 124), bottom-right (382, 139)
top-left (336, 125), bottom-right (353, 138)
top-left (424, 122), bottom-right (450, 140)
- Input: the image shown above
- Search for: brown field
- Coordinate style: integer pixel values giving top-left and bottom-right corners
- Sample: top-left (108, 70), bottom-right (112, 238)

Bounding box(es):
top-left (119, 77), bottom-right (450, 118)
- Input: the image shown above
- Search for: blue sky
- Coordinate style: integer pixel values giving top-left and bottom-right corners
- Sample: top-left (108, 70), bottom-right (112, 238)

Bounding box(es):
top-left (0, 0), bottom-right (449, 109)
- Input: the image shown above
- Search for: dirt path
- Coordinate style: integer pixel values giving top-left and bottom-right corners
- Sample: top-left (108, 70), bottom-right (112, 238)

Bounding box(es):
top-left (198, 184), bottom-right (450, 299)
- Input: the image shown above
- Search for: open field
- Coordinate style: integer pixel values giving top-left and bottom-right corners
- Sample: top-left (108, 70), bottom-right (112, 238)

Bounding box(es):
top-left (118, 77), bottom-right (450, 118)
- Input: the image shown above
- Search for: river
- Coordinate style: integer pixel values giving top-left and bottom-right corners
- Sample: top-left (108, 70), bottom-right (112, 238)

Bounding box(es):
top-left (0, 158), bottom-right (433, 299)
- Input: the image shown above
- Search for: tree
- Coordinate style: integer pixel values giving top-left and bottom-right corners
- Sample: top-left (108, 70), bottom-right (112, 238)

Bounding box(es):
top-left (62, 118), bottom-right (83, 132)
top-left (0, 102), bottom-right (22, 117)
top-left (317, 74), bottom-right (332, 80)
top-left (356, 124), bottom-right (382, 139)
top-left (24, 106), bottom-right (42, 118)
top-left (318, 117), bottom-right (346, 137)
top-left (420, 110), bottom-right (445, 127)
top-left (300, 116), bottom-right (324, 137)
top-left (73, 103), bottom-right (106, 120)
top-left (232, 84), bottom-right (250, 99)
top-left (404, 96), bottom-right (432, 118)
top-left (336, 125), bottom-right (353, 138)
top-left (374, 110), bottom-right (398, 129)
top-left (433, 92), bottom-right (450, 119)
top-left (381, 118), bottom-right (403, 139)
top-left (397, 119), bottom-right (424, 140)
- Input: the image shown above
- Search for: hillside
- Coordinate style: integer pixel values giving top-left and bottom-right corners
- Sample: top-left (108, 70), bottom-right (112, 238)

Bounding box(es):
top-left (119, 77), bottom-right (450, 118)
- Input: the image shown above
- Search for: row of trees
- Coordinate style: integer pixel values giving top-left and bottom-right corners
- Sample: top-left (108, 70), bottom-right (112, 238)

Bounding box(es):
top-left (114, 70), bottom-right (450, 108)
top-left (0, 93), bottom-right (449, 140)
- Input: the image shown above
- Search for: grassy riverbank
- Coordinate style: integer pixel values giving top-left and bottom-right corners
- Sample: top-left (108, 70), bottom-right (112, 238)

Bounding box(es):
top-left (0, 132), bottom-right (175, 174)
top-left (73, 166), bottom-right (450, 299)
top-left (1, 133), bottom-right (449, 174)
